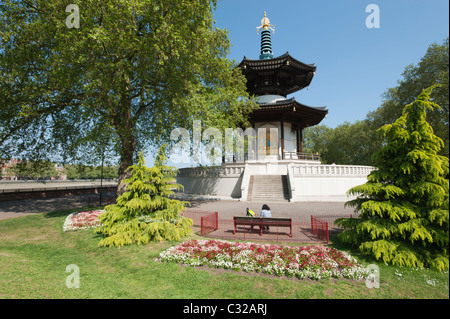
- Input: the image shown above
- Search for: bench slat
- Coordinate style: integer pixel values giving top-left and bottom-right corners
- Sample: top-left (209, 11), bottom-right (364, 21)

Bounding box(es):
top-left (233, 216), bottom-right (292, 237)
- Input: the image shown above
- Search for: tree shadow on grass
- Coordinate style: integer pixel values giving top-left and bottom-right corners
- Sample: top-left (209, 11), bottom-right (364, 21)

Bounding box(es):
top-left (44, 205), bottom-right (105, 219)
top-left (328, 233), bottom-right (380, 266)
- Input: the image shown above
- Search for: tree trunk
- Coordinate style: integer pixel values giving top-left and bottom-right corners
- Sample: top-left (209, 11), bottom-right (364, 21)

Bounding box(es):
top-left (116, 106), bottom-right (136, 196)
top-left (117, 139), bottom-right (135, 196)
top-left (115, 90), bottom-right (135, 197)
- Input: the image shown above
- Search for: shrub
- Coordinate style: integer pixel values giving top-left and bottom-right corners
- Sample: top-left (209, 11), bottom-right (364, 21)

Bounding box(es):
top-left (95, 145), bottom-right (192, 247)
top-left (337, 87), bottom-right (449, 271)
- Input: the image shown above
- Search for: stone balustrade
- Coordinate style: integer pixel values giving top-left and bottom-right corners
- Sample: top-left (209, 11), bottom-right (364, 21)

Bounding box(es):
top-left (291, 164), bottom-right (375, 176)
top-left (178, 165), bottom-right (245, 177)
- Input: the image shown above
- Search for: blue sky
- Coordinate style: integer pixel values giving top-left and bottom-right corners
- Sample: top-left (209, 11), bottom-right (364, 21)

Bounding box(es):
top-left (145, 0), bottom-right (449, 167)
top-left (213, 0), bottom-right (449, 128)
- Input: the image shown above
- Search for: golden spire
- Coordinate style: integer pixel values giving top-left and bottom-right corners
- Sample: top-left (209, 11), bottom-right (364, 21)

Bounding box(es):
top-left (257, 12), bottom-right (275, 34)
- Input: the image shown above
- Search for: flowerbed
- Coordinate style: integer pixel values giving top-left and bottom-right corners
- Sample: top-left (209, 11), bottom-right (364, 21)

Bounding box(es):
top-left (159, 239), bottom-right (371, 281)
top-left (63, 210), bottom-right (104, 232)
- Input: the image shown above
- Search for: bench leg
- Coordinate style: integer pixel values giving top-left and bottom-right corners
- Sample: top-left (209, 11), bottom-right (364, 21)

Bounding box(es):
top-left (261, 219), bottom-right (264, 236)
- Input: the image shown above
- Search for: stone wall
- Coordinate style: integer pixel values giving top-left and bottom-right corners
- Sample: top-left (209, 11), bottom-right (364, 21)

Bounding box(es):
top-left (176, 163), bottom-right (375, 202)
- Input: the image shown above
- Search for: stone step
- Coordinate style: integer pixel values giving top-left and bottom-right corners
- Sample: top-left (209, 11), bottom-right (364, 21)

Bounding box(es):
top-left (247, 175), bottom-right (289, 202)
top-left (252, 186), bottom-right (285, 190)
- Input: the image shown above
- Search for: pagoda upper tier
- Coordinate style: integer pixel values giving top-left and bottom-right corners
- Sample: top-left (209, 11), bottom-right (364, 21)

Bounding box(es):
top-left (239, 52), bottom-right (316, 97)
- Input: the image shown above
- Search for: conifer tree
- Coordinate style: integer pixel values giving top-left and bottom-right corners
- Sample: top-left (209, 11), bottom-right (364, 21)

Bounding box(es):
top-left (95, 145), bottom-right (193, 247)
top-left (337, 86), bottom-right (449, 271)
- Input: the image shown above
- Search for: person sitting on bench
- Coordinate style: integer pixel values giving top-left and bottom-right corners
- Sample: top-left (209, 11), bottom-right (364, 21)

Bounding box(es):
top-left (246, 208), bottom-right (257, 231)
top-left (260, 204), bottom-right (272, 231)
top-left (246, 208), bottom-right (256, 217)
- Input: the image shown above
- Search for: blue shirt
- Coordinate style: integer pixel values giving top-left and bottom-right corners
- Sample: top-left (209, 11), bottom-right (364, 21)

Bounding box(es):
top-left (260, 209), bottom-right (272, 218)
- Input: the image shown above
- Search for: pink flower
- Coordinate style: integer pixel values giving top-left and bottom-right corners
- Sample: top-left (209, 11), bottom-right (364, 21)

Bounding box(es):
top-left (63, 210), bottom-right (105, 231)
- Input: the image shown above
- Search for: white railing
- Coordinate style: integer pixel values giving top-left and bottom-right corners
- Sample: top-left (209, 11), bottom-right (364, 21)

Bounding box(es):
top-left (223, 152), bottom-right (322, 162)
top-left (291, 164), bottom-right (375, 176)
top-left (178, 165), bottom-right (245, 177)
top-left (223, 165), bottom-right (245, 176)
top-left (283, 152), bottom-right (321, 161)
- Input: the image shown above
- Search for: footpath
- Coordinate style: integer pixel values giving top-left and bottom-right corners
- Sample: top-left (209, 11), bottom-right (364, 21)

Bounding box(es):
top-left (0, 192), bottom-right (355, 221)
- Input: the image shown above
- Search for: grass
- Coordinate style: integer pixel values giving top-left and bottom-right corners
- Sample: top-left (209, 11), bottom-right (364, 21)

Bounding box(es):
top-left (0, 207), bottom-right (448, 299)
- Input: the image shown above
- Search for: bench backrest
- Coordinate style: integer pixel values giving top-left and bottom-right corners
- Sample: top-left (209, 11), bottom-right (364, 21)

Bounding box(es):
top-left (234, 216), bottom-right (291, 224)
top-left (234, 216), bottom-right (261, 224)
top-left (259, 217), bottom-right (291, 225)
top-left (234, 216), bottom-right (260, 221)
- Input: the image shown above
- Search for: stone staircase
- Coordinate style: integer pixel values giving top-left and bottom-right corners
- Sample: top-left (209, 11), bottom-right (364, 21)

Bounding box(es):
top-left (247, 175), bottom-right (290, 202)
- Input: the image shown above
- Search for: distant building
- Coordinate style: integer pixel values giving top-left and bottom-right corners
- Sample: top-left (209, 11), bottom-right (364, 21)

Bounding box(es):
top-left (0, 158), bottom-right (67, 180)
top-left (0, 158), bottom-right (21, 180)
top-left (53, 164), bottom-right (67, 180)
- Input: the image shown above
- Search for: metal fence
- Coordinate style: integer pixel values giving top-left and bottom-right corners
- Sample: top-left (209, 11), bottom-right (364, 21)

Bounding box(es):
top-left (200, 211), bottom-right (219, 236)
top-left (310, 216), bottom-right (329, 244)
top-left (183, 209), bottom-right (357, 244)
top-left (205, 218), bottom-right (313, 243)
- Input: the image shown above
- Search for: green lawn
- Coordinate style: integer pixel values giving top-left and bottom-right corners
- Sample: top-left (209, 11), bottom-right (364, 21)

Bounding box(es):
top-left (0, 207), bottom-right (448, 299)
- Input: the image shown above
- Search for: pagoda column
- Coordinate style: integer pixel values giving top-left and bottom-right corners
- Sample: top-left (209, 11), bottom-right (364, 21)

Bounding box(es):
top-left (296, 128), bottom-right (304, 154)
top-left (280, 120), bottom-right (285, 160)
top-left (299, 128), bottom-right (304, 154)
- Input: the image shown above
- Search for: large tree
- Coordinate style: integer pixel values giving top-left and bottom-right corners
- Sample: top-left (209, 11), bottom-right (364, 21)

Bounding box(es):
top-left (367, 37), bottom-right (449, 158)
top-left (303, 121), bottom-right (380, 166)
top-left (303, 38), bottom-right (448, 166)
top-left (337, 87), bottom-right (449, 271)
top-left (0, 0), bottom-right (255, 194)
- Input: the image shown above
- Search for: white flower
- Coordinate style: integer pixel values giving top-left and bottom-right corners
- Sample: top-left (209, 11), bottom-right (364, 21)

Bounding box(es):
top-left (157, 239), bottom-right (366, 282)
top-left (63, 210), bottom-right (104, 232)
top-left (299, 250), bottom-right (310, 256)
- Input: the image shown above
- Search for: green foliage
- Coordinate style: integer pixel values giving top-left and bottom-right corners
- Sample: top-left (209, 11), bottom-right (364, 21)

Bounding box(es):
top-left (95, 146), bottom-right (192, 247)
top-left (0, 0), bottom-right (256, 194)
top-left (303, 38), bottom-right (448, 166)
top-left (304, 121), bottom-right (375, 165)
top-left (302, 125), bottom-right (332, 160)
top-left (64, 164), bottom-right (119, 180)
top-left (368, 37), bottom-right (449, 158)
top-left (337, 87), bottom-right (449, 271)
top-left (8, 159), bottom-right (59, 180)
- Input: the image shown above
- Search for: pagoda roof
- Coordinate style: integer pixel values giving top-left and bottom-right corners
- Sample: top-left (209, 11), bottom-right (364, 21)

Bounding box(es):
top-left (251, 97), bottom-right (328, 128)
top-left (239, 52), bottom-right (317, 96)
top-left (240, 52), bottom-right (316, 72)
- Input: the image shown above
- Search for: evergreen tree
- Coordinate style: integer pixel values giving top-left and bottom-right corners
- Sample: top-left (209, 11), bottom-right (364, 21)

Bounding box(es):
top-left (337, 87), bottom-right (449, 271)
top-left (95, 145), bottom-right (192, 247)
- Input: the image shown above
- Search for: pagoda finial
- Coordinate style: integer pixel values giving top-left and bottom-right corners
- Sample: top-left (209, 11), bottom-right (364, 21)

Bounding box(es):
top-left (257, 12), bottom-right (275, 60)
top-left (257, 11), bottom-right (275, 34)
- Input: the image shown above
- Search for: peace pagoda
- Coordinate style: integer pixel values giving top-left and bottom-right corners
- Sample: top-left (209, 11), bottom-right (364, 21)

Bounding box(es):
top-left (177, 13), bottom-right (374, 202)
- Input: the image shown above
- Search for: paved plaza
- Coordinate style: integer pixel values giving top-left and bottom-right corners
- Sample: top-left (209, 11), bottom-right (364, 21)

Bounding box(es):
top-left (183, 200), bottom-right (357, 243)
top-left (0, 193), bottom-right (357, 221)
top-left (187, 199), bottom-right (356, 222)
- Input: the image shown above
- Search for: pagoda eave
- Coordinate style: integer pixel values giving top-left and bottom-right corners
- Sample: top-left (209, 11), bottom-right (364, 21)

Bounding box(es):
top-left (250, 99), bottom-right (328, 128)
top-left (239, 52), bottom-right (316, 97)
top-left (239, 52), bottom-right (316, 72)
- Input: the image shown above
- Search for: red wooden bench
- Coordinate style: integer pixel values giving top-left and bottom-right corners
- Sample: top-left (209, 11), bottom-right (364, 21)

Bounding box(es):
top-left (233, 216), bottom-right (292, 237)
